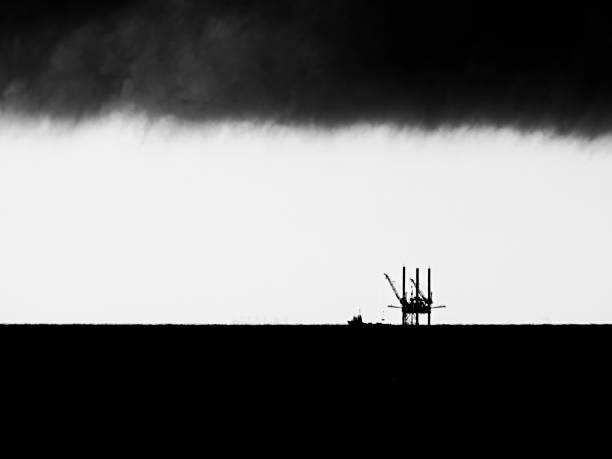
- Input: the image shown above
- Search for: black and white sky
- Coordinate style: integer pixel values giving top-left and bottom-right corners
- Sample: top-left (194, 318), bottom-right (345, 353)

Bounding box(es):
top-left (1, 1), bottom-right (612, 323)
top-left (3, 0), bottom-right (612, 134)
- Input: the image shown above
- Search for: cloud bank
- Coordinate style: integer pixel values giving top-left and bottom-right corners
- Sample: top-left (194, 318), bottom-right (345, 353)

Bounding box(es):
top-left (2, 1), bottom-right (612, 136)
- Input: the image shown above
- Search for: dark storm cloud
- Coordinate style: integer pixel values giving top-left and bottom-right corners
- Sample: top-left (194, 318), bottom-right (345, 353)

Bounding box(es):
top-left (2, 0), bottom-right (612, 136)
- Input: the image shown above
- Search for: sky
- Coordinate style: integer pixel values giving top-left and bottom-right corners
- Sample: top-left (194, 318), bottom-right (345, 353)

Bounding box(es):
top-left (2, 1), bottom-right (612, 323)
top-left (1, 114), bottom-right (611, 324)
top-left (3, 1), bottom-right (612, 135)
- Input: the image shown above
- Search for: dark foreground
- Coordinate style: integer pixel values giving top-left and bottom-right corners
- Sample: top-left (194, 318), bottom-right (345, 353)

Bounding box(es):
top-left (3, 324), bottom-right (611, 435)
top-left (3, 324), bottom-right (610, 388)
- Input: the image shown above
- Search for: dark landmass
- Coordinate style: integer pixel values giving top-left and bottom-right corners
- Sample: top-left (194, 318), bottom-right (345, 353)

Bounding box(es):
top-left (3, 1), bottom-right (612, 137)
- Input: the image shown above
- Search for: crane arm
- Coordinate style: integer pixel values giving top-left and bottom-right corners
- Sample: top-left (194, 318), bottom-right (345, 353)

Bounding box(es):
top-left (384, 273), bottom-right (402, 302)
top-left (410, 279), bottom-right (429, 302)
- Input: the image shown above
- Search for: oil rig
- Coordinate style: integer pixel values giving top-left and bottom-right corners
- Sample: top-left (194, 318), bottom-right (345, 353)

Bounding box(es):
top-left (384, 266), bottom-right (446, 325)
top-left (348, 266), bottom-right (446, 326)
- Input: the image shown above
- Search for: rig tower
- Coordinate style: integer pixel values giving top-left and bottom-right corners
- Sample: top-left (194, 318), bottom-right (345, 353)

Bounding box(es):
top-left (384, 266), bottom-right (446, 325)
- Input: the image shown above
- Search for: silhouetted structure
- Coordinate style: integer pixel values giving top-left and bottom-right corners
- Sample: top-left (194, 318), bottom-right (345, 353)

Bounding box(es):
top-left (347, 314), bottom-right (364, 326)
top-left (385, 267), bottom-right (446, 325)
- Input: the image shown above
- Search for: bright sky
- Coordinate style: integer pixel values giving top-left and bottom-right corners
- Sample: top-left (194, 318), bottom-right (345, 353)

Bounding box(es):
top-left (1, 113), bottom-right (611, 323)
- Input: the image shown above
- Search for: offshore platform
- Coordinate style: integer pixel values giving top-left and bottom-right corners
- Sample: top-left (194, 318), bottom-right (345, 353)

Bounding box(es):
top-left (385, 266), bottom-right (446, 325)
top-left (348, 266), bottom-right (446, 326)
